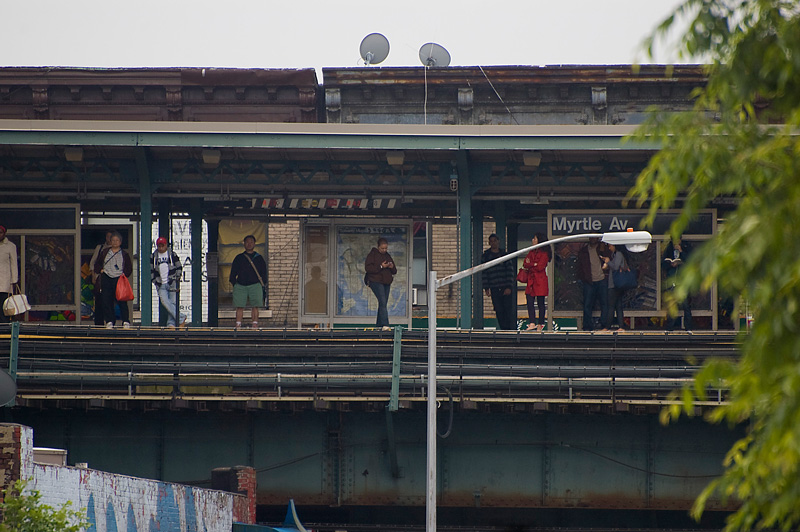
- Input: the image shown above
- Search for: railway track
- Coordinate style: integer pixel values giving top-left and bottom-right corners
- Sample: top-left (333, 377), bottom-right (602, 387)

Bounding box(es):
top-left (1, 324), bottom-right (741, 408)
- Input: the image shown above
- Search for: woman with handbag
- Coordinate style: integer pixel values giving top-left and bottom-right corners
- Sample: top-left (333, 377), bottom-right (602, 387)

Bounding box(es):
top-left (603, 243), bottom-right (633, 330)
top-left (93, 231), bottom-right (133, 329)
top-left (522, 232), bottom-right (550, 331)
top-left (0, 225), bottom-right (20, 323)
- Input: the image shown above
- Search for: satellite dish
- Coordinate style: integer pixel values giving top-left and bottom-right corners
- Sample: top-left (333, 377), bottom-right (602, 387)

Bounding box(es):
top-left (0, 369), bottom-right (16, 407)
top-left (360, 33), bottom-right (390, 66)
top-left (419, 43), bottom-right (451, 67)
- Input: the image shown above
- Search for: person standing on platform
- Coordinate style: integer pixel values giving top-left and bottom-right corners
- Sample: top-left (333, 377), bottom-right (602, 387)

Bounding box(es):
top-left (663, 236), bottom-right (693, 331)
top-left (89, 229), bottom-right (113, 326)
top-left (603, 243), bottom-right (630, 330)
top-left (481, 233), bottom-right (516, 331)
top-left (522, 232), bottom-right (550, 331)
top-left (229, 234), bottom-right (267, 329)
top-left (0, 225), bottom-right (19, 324)
top-left (577, 237), bottom-right (609, 331)
top-left (151, 236), bottom-right (187, 329)
top-left (94, 231), bottom-right (133, 329)
top-left (364, 237), bottom-right (397, 331)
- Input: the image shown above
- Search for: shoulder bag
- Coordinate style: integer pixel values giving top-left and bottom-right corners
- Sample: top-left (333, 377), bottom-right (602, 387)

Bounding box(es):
top-left (244, 254), bottom-right (269, 308)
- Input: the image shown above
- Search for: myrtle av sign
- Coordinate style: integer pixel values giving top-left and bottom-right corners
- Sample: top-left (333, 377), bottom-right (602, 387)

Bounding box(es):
top-left (550, 211), bottom-right (715, 236)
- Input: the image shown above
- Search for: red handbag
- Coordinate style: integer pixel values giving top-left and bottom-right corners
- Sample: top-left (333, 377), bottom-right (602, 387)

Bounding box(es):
top-left (516, 268), bottom-right (528, 284)
top-left (115, 274), bottom-right (134, 302)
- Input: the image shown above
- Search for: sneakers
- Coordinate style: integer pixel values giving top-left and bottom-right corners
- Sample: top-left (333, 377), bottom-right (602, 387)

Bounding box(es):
top-left (381, 326), bottom-right (392, 331)
top-left (105, 322), bottom-right (114, 329)
top-left (122, 322), bottom-right (131, 329)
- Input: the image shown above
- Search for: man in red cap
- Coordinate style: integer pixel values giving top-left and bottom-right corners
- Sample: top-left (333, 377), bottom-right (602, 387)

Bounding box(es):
top-left (150, 236), bottom-right (186, 328)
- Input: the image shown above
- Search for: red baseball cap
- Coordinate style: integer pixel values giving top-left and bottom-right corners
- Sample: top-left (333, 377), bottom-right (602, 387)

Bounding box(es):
top-left (156, 237), bottom-right (168, 245)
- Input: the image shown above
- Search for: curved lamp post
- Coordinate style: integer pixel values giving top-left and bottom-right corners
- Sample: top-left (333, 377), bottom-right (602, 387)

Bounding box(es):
top-left (425, 230), bottom-right (652, 532)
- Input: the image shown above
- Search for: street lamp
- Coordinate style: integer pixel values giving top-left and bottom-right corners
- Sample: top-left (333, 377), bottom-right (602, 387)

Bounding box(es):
top-left (425, 230), bottom-right (652, 532)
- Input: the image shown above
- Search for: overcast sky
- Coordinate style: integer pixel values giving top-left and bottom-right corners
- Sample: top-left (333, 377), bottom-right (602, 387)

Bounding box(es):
top-left (1, 0), bottom-right (691, 78)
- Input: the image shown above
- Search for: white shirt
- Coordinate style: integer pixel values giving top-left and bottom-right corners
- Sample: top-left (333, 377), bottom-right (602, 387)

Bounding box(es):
top-left (155, 252), bottom-right (171, 284)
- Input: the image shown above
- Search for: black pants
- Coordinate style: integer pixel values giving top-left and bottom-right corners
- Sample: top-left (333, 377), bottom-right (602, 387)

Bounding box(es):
top-left (526, 294), bottom-right (546, 325)
top-left (668, 294), bottom-right (693, 330)
top-left (0, 292), bottom-right (9, 323)
top-left (607, 287), bottom-right (627, 328)
top-left (489, 287), bottom-right (515, 330)
top-left (100, 273), bottom-right (129, 325)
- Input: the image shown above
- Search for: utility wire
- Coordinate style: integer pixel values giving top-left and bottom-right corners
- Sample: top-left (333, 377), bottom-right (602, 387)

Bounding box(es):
top-left (479, 66), bottom-right (519, 125)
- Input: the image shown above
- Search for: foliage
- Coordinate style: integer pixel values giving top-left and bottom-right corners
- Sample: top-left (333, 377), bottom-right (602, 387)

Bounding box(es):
top-left (628, 1), bottom-right (800, 530)
top-left (0, 480), bottom-right (87, 532)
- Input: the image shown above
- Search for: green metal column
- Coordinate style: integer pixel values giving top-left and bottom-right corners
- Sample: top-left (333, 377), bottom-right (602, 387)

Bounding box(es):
top-left (8, 321), bottom-right (19, 380)
top-left (472, 202), bottom-right (484, 329)
top-left (157, 199), bottom-right (170, 326)
top-left (456, 153), bottom-right (472, 329)
top-left (494, 203), bottom-right (513, 328)
top-left (190, 199), bottom-right (203, 327)
top-left (133, 152), bottom-right (153, 326)
top-left (507, 218), bottom-right (519, 328)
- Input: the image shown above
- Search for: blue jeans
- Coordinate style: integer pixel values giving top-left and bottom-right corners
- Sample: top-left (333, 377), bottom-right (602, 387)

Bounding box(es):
top-left (582, 279), bottom-right (608, 330)
top-left (369, 282), bottom-right (391, 327)
top-left (157, 283), bottom-right (186, 327)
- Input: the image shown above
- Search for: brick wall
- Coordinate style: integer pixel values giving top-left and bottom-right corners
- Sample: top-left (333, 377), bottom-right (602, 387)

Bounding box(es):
top-left (0, 424), bottom-right (33, 501)
top-left (0, 424), bottom-right (255, 531)
top-left (212, 466), bottom-right (257, 524)
top-left (432, 221), bottom-right (500, 322)
top-left (431, 222), bottom-right (460, 318)
top-left (263, 220), bottom-right (300, 327)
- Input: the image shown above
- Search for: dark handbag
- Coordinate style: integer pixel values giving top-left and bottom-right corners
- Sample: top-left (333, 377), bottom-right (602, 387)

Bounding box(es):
top-left (612, 269), bottom-right (638, 290)
top-left (516, 268), bottom-right (528, 284)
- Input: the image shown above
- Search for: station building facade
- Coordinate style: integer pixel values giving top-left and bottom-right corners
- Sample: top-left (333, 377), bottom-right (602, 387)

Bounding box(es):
top-left (0, 65), bottom-right (733, 330)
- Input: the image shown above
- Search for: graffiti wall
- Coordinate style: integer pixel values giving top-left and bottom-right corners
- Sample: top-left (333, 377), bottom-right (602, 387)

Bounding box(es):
top-left (0, 424), bottom-right (253, 532)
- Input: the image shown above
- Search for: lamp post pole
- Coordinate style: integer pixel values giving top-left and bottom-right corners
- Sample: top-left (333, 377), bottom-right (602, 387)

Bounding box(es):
top-left (425, 231), bottom-right (651, 532)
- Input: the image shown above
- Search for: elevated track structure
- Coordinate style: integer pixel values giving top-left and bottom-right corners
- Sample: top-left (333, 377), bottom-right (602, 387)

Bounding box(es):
top-left (1, 324), bottom-right (741, 530)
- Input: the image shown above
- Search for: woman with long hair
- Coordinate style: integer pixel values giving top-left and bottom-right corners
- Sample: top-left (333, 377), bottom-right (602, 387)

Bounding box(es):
top-left (522, 232), bottom-right (550, 331)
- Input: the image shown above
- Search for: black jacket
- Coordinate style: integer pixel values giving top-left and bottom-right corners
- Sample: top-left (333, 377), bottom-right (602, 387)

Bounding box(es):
top-left (229, 251), bottom-right (267, 286)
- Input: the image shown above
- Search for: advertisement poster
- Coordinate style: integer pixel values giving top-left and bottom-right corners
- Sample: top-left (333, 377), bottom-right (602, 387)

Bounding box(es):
top-left (335, 225), bottom-right (408, 319)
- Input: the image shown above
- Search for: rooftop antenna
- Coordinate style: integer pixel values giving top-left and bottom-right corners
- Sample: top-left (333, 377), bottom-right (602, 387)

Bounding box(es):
top-left (418, 42), bottom-right (450, 125)
top-left (360, 33), bottom-right (390, 66)
top-left (418, 42), bottom-right (451, 67)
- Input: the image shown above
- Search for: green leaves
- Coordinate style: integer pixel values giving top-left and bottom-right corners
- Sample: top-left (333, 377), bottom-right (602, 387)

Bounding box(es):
top-left (632, 1), bottom-right (800, 530)
top-left (0, 480), bottom-right (88, 532)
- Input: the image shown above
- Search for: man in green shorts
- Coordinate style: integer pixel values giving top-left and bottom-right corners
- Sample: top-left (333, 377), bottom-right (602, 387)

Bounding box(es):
top-left (229, 235), bottom-right (267, 329)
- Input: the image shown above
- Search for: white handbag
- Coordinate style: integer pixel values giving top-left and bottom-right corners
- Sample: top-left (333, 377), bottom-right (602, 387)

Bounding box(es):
top-left (3, 286), bottom-right (31, 316)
